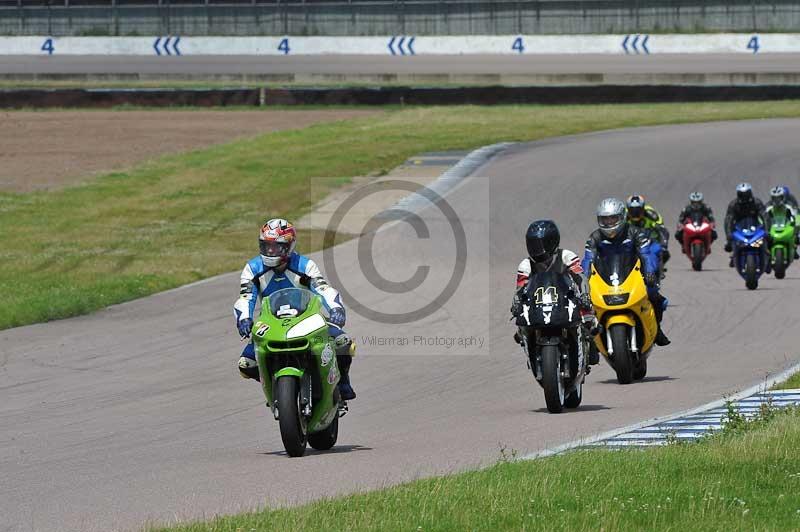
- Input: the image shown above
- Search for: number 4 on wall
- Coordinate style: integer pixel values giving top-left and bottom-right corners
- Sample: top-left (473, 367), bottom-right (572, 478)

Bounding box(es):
top-left (747, 35), bottom-right (760, 54)
top-left (41, 38), bottom-right (54, 55)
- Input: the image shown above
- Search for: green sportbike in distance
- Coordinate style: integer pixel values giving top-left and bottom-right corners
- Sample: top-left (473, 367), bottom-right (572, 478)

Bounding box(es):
top-left (768, 207), bottom-right (797, 279)
top-left (251, 287), bottom-right (345, 457)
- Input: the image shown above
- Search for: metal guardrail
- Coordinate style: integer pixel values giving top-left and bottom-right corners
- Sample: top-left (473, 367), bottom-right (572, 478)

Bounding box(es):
top-left (1, 0), bottom-right (799, 36)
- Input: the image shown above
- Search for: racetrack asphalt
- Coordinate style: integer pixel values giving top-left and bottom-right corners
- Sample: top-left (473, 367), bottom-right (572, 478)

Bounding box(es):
top-left (3, 54), bottom-right (800, 76)
top-left (2, 119), bottom-right (800, 531)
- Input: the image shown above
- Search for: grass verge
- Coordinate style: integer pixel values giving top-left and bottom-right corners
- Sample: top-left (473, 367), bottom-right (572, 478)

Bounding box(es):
top-left (154, 406), bottom-right (800, 531)
top-left (773, 371), bottom-right (800, 390)
top-left (5, 102), bottom-right (800, 330)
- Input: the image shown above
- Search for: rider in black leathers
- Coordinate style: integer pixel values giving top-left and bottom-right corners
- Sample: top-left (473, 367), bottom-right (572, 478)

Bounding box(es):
top-left (724, 183), bottom-right (766, 269)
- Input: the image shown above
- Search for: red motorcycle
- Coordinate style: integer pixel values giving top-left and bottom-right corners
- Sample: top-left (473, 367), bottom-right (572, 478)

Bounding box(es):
top-left (679, 213), bottom-right (715, 271)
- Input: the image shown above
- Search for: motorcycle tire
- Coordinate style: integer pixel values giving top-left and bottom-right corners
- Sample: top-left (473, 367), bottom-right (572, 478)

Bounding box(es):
top-left (774, 248), bottom-right (786, 279)
top-left (541, 344), bottom-right (565, 413)
top-left (610, 324), bottom-right (634, 385)
top-left (633, 357), bottom-right (648, 381)
top-left (308, 413), bottom-right (339, 451)
top-left (745, 254), bottom-right (758, 290)
top-left (276, 376), bottom-right (308, 457)
top-left (691, 242), bottom-right (704, 271)
top-left (564, 379), bottom-right (583, 409)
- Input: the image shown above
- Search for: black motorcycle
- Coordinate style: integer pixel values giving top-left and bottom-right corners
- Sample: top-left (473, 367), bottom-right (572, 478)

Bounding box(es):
top-left (517, 271), bottom-right (589, 413)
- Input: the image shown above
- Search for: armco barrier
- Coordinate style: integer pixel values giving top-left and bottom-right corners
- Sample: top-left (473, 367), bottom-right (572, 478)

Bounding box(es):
top-left (0, 88), bottom-right (260, 108)
top-left (2, 34), bottom-right (800, 56)
top-left (4, 85), bottom-right (800, 108)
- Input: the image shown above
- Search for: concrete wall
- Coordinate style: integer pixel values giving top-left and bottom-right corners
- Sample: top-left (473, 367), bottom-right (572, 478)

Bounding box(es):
top-left (2, 2), bottom-right (800, 37)
top-left (3, 34), bottom-right (798, 55)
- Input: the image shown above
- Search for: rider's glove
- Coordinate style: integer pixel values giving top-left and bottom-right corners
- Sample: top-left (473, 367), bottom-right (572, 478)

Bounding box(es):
top-left (510, 292), bottom-right (527, 317)
top-left (674, 231), bottom-right (681, 242)
top-left (581, 310), bottom-right (600, 336)
top-left (328, 307), bottom-right (346, 327)
top-left (711, 230), bottom-right (718, 241)
top-left (724, 241), bottom-right (733, 252)
top-left (237, 318), bottom-right (254, 339)
top-left (644, 272), bottom-right (658, 287)
top-left (577, 292), bottom-right (593, 311)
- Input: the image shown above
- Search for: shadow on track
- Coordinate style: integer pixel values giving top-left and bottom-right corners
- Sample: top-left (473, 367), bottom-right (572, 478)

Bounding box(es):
top-left (261, 444), bottom-right (373, 457)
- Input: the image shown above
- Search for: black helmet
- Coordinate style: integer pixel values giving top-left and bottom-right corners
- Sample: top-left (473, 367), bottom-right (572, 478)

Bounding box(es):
top-left (526, 220), bottom-right (560, 263)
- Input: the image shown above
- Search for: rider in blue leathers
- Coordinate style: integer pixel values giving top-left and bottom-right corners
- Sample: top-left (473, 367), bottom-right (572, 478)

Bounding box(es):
top-left (234, 218), bottom-right (356, 400)
top-left (582, 198), bottom-right (671, 347)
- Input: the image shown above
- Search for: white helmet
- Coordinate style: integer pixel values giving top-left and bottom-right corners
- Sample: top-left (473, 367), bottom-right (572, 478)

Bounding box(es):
top-left (770, 186), bottom-right (786, 206)
top-left (596, 198), bottom-right (627, 239)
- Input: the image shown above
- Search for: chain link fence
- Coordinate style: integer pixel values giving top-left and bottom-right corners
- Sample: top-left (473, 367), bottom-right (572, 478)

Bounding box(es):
top-left (1, 1), bottom-right (799, 36)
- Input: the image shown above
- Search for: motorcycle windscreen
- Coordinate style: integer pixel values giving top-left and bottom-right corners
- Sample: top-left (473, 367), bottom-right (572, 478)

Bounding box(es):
top-left (523, 271), bottom-right (580, 328)
top-left (689, 211), bottom-right (707, 226)
top-left (733, 216), bottom-right (762, 240)
top-left (593, 249), bottom-right (637, 288)
top-left (268, 287), bottom-right (313, 319)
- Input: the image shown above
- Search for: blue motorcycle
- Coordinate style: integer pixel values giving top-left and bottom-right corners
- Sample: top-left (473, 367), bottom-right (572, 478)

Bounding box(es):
top-left (732, 217), bottom-right (768, 290)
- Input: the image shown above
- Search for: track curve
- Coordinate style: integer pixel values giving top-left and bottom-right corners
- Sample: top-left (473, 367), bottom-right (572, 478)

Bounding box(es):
top-left (2, 119), bottom-right (800, 531)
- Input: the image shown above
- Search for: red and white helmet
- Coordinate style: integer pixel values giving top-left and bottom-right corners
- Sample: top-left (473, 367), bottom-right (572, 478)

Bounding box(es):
top-left (259, 218), bottom-right (297, 267)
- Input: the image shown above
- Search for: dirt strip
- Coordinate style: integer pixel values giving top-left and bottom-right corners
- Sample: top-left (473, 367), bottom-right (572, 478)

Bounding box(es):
top-left (0, 109), bottom-right (380, 192)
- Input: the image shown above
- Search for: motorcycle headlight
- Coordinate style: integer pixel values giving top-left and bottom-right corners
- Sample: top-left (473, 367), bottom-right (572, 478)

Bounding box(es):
top-left (602, 293), bottom-right (630, 306)
top-left (286, 314), bottom-right (327, 339)
top-left (751, 238), bottom-right (764, 248)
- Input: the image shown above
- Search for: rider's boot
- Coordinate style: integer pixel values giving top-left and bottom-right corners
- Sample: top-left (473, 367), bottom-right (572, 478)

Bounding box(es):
top-left (653, 295), bottom-right (671, 347)
top-left (238, 356), bottom-right (260, 381)
top-left (334, 335), bottom-right (356, 401)
top-left (336, 354), bottom-right (356, 401)
top-left (729, 255), bottom-right (735, 268)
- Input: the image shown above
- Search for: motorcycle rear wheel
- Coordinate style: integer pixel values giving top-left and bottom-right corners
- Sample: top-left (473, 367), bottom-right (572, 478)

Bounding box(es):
top-left (564, 380), bottom-right (583, 408)
top-left (745, 254), bottom-right (758, 290)
top-left (541, 344), bottom-right (565, 413)
top-left (691, 242), bottom-right (704, 271)
top-left (633, 357), bottom-right (648, 381)
top-left (610, 324), bottom-right (634, 385)
top-left (308, 414), bottom-right (339, 451)
top-left (774, 248), bottom-right (786, 279)
top-left (276, 376), bottom-right (308, 457)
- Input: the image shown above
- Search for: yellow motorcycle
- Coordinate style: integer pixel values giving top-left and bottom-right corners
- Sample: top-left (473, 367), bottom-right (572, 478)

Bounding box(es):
top-left (588, 252), bottom-right (658, 384)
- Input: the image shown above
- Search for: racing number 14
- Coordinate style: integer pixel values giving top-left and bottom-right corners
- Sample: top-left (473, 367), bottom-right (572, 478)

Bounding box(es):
top-left (533, 286), bottom-right (558, 305)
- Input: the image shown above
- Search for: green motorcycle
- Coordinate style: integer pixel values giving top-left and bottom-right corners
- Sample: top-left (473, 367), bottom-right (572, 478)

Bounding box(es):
top-left (769, 209), bottom-right (797, 279)
top-left (252, 287), bottom-right (344, 457)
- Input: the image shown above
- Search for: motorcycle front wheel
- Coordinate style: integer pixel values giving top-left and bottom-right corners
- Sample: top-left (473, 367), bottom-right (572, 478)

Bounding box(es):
top-left (745, 254), bottom-right (758, 290)
top-left (276, 376), bottom-right (308, 457)
top-left (610, 324), bottom-right (634, 385)
top-left (691, 242), bottom-right (704, 271)
top-left (541, 344), bottom-right (565, 413)
top-left (774, 248), bottom-right (786, 279)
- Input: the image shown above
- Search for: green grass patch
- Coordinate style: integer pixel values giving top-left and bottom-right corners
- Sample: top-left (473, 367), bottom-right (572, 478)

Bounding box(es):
top-left (5, 102), bottom-right (800, 330)
top-left (773, 371), bottom-right (800, 390)
top-left (154, 407), bottom-right (800, 532)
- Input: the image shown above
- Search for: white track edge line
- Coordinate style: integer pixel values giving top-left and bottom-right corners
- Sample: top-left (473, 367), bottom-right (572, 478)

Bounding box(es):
top-left (518, 361), bottom-right (800, 461)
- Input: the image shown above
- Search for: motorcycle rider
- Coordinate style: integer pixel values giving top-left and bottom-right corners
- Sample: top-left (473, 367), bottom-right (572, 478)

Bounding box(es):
top-left (674, 191), bottom-right (718, 244)
top-left (234, 218), bottom-right (356, 400)
top-left (627, 194), bottom-right (671, 268)
top-left (511, 220), bottom-right (600, 365)
top-left (724, 182), bottom-right (767, 270)
top-left (582, 198), bottom-right (671, 347)
top-left (765, 186), bottom-right (800, 260)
